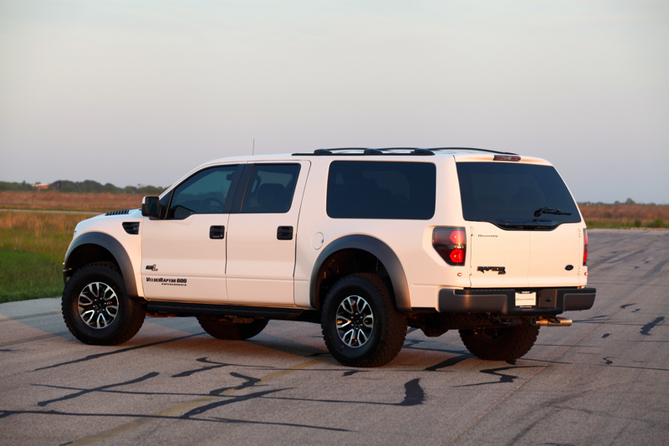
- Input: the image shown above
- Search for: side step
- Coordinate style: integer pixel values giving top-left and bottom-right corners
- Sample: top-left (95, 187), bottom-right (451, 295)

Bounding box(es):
top-left (145, 301), bottom-right (316, 321)
top-left (533, 317), bottom-right (573, 327)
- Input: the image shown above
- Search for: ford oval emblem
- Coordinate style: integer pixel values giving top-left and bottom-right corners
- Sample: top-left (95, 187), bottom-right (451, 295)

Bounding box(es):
top-left (565, 265), bottom-right (574, 271)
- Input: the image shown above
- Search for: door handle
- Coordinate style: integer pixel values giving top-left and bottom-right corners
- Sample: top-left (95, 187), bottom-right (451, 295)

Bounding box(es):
top-left (210, 225), bottom-right (225, 239)
top-left (277, 226), bottom-right (293, 240)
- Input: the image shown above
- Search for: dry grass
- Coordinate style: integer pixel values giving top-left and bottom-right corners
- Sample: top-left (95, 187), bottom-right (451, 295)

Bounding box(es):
top-left (580, 203), bottom-right (669, 228)
top-left (0, 191), bottom-right (143, 212)
top-left (0, 211), bottom-right (84, 258)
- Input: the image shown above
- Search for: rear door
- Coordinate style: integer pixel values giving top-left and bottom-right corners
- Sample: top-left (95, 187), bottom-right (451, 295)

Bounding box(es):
top-left (528, 225), bottom-right (584, 287)
top-left (457, 160), bottom-right (583, 289)
top-left (468, 223), bottom-right (531, 288)
top-left (225, 161), bottom-right (310, 306)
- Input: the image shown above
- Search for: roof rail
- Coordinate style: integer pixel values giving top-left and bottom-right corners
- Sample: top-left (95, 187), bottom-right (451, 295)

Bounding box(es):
top-left (293, 147), bottom-right (434, 156)
top-left (428, 147), bottom-right (518, 155)
top-left (292, 147), bottom-right (517, 156)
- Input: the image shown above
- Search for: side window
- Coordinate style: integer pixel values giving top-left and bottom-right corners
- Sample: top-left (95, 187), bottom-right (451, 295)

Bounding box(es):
top-left (167, 165), bottom-right (238, 219)
top-left (327, 161), bottom-right (436, 219)
top-left (240, 164), bottom-right (301, 214)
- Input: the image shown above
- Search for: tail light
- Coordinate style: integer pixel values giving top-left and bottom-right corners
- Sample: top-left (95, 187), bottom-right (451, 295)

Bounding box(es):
top-left (433, 227), bottom-right (467, 266)
top-left (583, 229), bottom-right (588, 265)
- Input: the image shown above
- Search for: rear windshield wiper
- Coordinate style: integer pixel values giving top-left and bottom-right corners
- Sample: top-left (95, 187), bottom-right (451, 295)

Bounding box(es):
top-left (534, 207), bottom-right (572, 217)
top-left (486, 218), bottom-right (559, 230)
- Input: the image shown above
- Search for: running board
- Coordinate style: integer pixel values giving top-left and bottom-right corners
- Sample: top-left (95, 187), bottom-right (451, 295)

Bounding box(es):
top-left (144, 301), bottom-right (318, 322)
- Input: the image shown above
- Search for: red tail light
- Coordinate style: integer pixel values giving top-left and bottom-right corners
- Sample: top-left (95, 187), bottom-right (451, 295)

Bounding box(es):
top-left (583, 229), bottom-right (588, 265)
top-left (433, 227), bottom-right (467, 266)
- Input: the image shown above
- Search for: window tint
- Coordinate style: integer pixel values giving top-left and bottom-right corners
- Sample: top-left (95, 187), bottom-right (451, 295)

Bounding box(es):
top-left (240, 164), bottom-right (301, 213)
top-left (456, 162), bottom-right (580, 223)
top-left (327, 161), bottom-right (436, 219)
top-left (168, 165), bottom-right (238, 219)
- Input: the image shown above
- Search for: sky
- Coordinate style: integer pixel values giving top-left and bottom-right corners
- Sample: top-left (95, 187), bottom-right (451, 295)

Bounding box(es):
top-left (1, 0), bottom-right (668, 204)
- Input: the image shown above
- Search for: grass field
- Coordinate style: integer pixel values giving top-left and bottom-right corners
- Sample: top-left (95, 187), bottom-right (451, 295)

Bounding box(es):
top-left (1, 192), bottom-right (146, 303)
top-left (0, 191), bottom-right (667, 303)
top-left (580, 203), bottom-right (669, 229)
top-left (0, 211), bottom-right (87, 302)
top-left (0, 190), bottom-right (144, 212)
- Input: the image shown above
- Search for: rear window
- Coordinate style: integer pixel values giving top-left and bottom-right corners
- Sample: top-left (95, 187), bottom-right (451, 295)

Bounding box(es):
top-left (327, 161), bottom-right (436, 219)
top-left (457, 162), bottom-right (580, 225)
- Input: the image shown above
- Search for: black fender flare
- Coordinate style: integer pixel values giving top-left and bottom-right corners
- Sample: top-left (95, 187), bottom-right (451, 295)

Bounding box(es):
top-left (64, 232), bottom-right (139, 299)
top-left (310, 234), bottom-right (410, 312)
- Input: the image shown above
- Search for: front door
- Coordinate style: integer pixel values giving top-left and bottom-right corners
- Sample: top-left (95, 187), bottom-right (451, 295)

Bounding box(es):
top-left (141, 164), bottom-right (239, 303)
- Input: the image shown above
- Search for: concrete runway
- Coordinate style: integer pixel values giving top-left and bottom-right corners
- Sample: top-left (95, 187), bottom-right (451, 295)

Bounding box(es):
top-left (1, 229), bottom-right (667, 445)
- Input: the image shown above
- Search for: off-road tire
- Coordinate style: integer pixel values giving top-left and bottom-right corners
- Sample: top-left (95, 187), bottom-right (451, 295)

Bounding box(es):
top-left (198, 318), bottom-right (268, 340)
top-left (459, 325), bottom-right (540, 361)
top-left (321, 273), bottom-right (406, 367)
top-left (62, 262), bottom-right (145, 345)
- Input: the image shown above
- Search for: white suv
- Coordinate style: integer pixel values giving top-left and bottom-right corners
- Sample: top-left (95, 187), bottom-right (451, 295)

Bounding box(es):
top-left (62, 148), bottom-right (596, 367)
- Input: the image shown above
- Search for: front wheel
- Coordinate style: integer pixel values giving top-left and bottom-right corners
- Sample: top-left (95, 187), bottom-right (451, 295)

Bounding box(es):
top-left (62, 262), bottom-right (145, 345)
top-left (321, 273), bottom-right (406, 367)
top-left (459, 325), bottom-right (539, 361)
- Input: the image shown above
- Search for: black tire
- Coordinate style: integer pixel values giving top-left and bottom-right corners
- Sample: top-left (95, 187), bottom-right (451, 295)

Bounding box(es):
top-left (459, 325), bottom-right (540, 361)
top-left (321, 273), bottom-right (406, 367)
top-left (62, 262), bottom-right (145, 345)
top-left (198, 317), bottom-right (268, 340)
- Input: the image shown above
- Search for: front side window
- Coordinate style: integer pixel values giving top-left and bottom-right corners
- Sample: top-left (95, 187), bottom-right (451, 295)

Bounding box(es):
top-left (239, 164), bottom-right (301, 214)
top-left (327, 161), bottom-right (436, 219)
top-left (167, 165), bottom-right (238, 219)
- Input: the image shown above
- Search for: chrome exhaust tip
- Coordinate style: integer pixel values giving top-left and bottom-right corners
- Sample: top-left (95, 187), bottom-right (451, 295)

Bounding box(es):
top-left (534, 317), bottom-right (573, 327)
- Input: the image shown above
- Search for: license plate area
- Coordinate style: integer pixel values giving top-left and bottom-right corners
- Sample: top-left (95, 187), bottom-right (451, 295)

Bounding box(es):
top-left (515, 291), bottom-right (537, 307)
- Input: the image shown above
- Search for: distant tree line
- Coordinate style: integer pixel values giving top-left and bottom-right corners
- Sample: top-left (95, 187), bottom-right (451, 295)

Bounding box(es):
top-left (0, 181), bottom-right (35, 191)
top-left (0, 180), bottom-right (164, 195)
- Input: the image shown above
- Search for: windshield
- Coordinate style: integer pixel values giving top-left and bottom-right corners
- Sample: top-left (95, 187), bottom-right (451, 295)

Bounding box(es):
top-left (456, 162), bottom-right (581, 227)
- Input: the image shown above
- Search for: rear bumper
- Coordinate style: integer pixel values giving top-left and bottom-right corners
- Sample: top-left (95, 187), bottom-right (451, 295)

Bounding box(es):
top-left (437, 287), bottom-right (596, 315)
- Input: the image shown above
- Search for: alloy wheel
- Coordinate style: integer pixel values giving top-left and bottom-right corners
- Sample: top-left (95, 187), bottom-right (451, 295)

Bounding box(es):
top-left (77, 282), bottom-right (119, 329)
top-left (335, 295), bottom-right (374, 348)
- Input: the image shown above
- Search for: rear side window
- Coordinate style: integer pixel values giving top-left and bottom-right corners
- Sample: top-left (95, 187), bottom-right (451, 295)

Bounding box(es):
top-left (240, 164), bottom-right (301, 213)
top-left (327, 161), bottom-right (436, 219)
top-left (457, 162), bottom-right (580, 224)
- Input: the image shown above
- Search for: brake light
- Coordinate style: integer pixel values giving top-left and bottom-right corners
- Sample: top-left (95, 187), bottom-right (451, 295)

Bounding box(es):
top-left (583, 229), bottom-right (588, 265)
top-left (493, 155), bottom-right (521, 162)
top-left (433, 227), bottom-right (467, 266)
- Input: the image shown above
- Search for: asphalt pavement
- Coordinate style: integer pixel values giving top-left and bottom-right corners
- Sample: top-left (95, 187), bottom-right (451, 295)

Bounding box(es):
top-left (1, 229), bottom-right (667, 445)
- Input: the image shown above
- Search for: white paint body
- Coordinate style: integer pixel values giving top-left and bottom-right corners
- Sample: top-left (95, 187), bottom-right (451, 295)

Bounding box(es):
top-left (69, 151), bottom-right (589, 312)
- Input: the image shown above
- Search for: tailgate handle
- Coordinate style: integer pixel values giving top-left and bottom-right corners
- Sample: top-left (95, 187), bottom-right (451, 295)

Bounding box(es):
top-left (210, 226), bottom-right (225, 239)
top-left (277, 226), bottom-right (293, 240)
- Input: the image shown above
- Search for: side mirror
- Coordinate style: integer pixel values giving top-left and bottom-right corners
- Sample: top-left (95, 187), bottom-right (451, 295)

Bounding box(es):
top-left (141, 196), bottom-right (161, 218)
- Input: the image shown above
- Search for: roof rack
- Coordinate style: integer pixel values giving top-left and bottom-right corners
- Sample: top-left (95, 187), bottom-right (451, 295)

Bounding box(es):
top-left (293, 147), bottom-right (517, 156)
top-left (429, 147), bottom-right (518, 155)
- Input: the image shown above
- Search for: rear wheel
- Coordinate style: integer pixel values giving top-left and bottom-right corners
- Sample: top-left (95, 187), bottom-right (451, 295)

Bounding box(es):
top-left (62, 262), bottom-right (145, 345)
top-left (459, 325), bottom-right (539, 361)
top-left (321, 273), bottom-right (406, 367)
top-left (198, 317), bottom-right (268, 340)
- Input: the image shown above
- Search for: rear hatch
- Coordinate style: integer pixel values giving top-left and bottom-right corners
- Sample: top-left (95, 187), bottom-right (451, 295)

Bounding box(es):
top-left (456, 158), bottom-right (585, 289)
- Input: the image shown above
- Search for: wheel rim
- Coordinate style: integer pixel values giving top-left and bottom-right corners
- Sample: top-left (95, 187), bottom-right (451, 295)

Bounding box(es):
top-left (335, 295), bottom-right (374, 348)
top-left (77, 282), bottom-right (119, 329)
